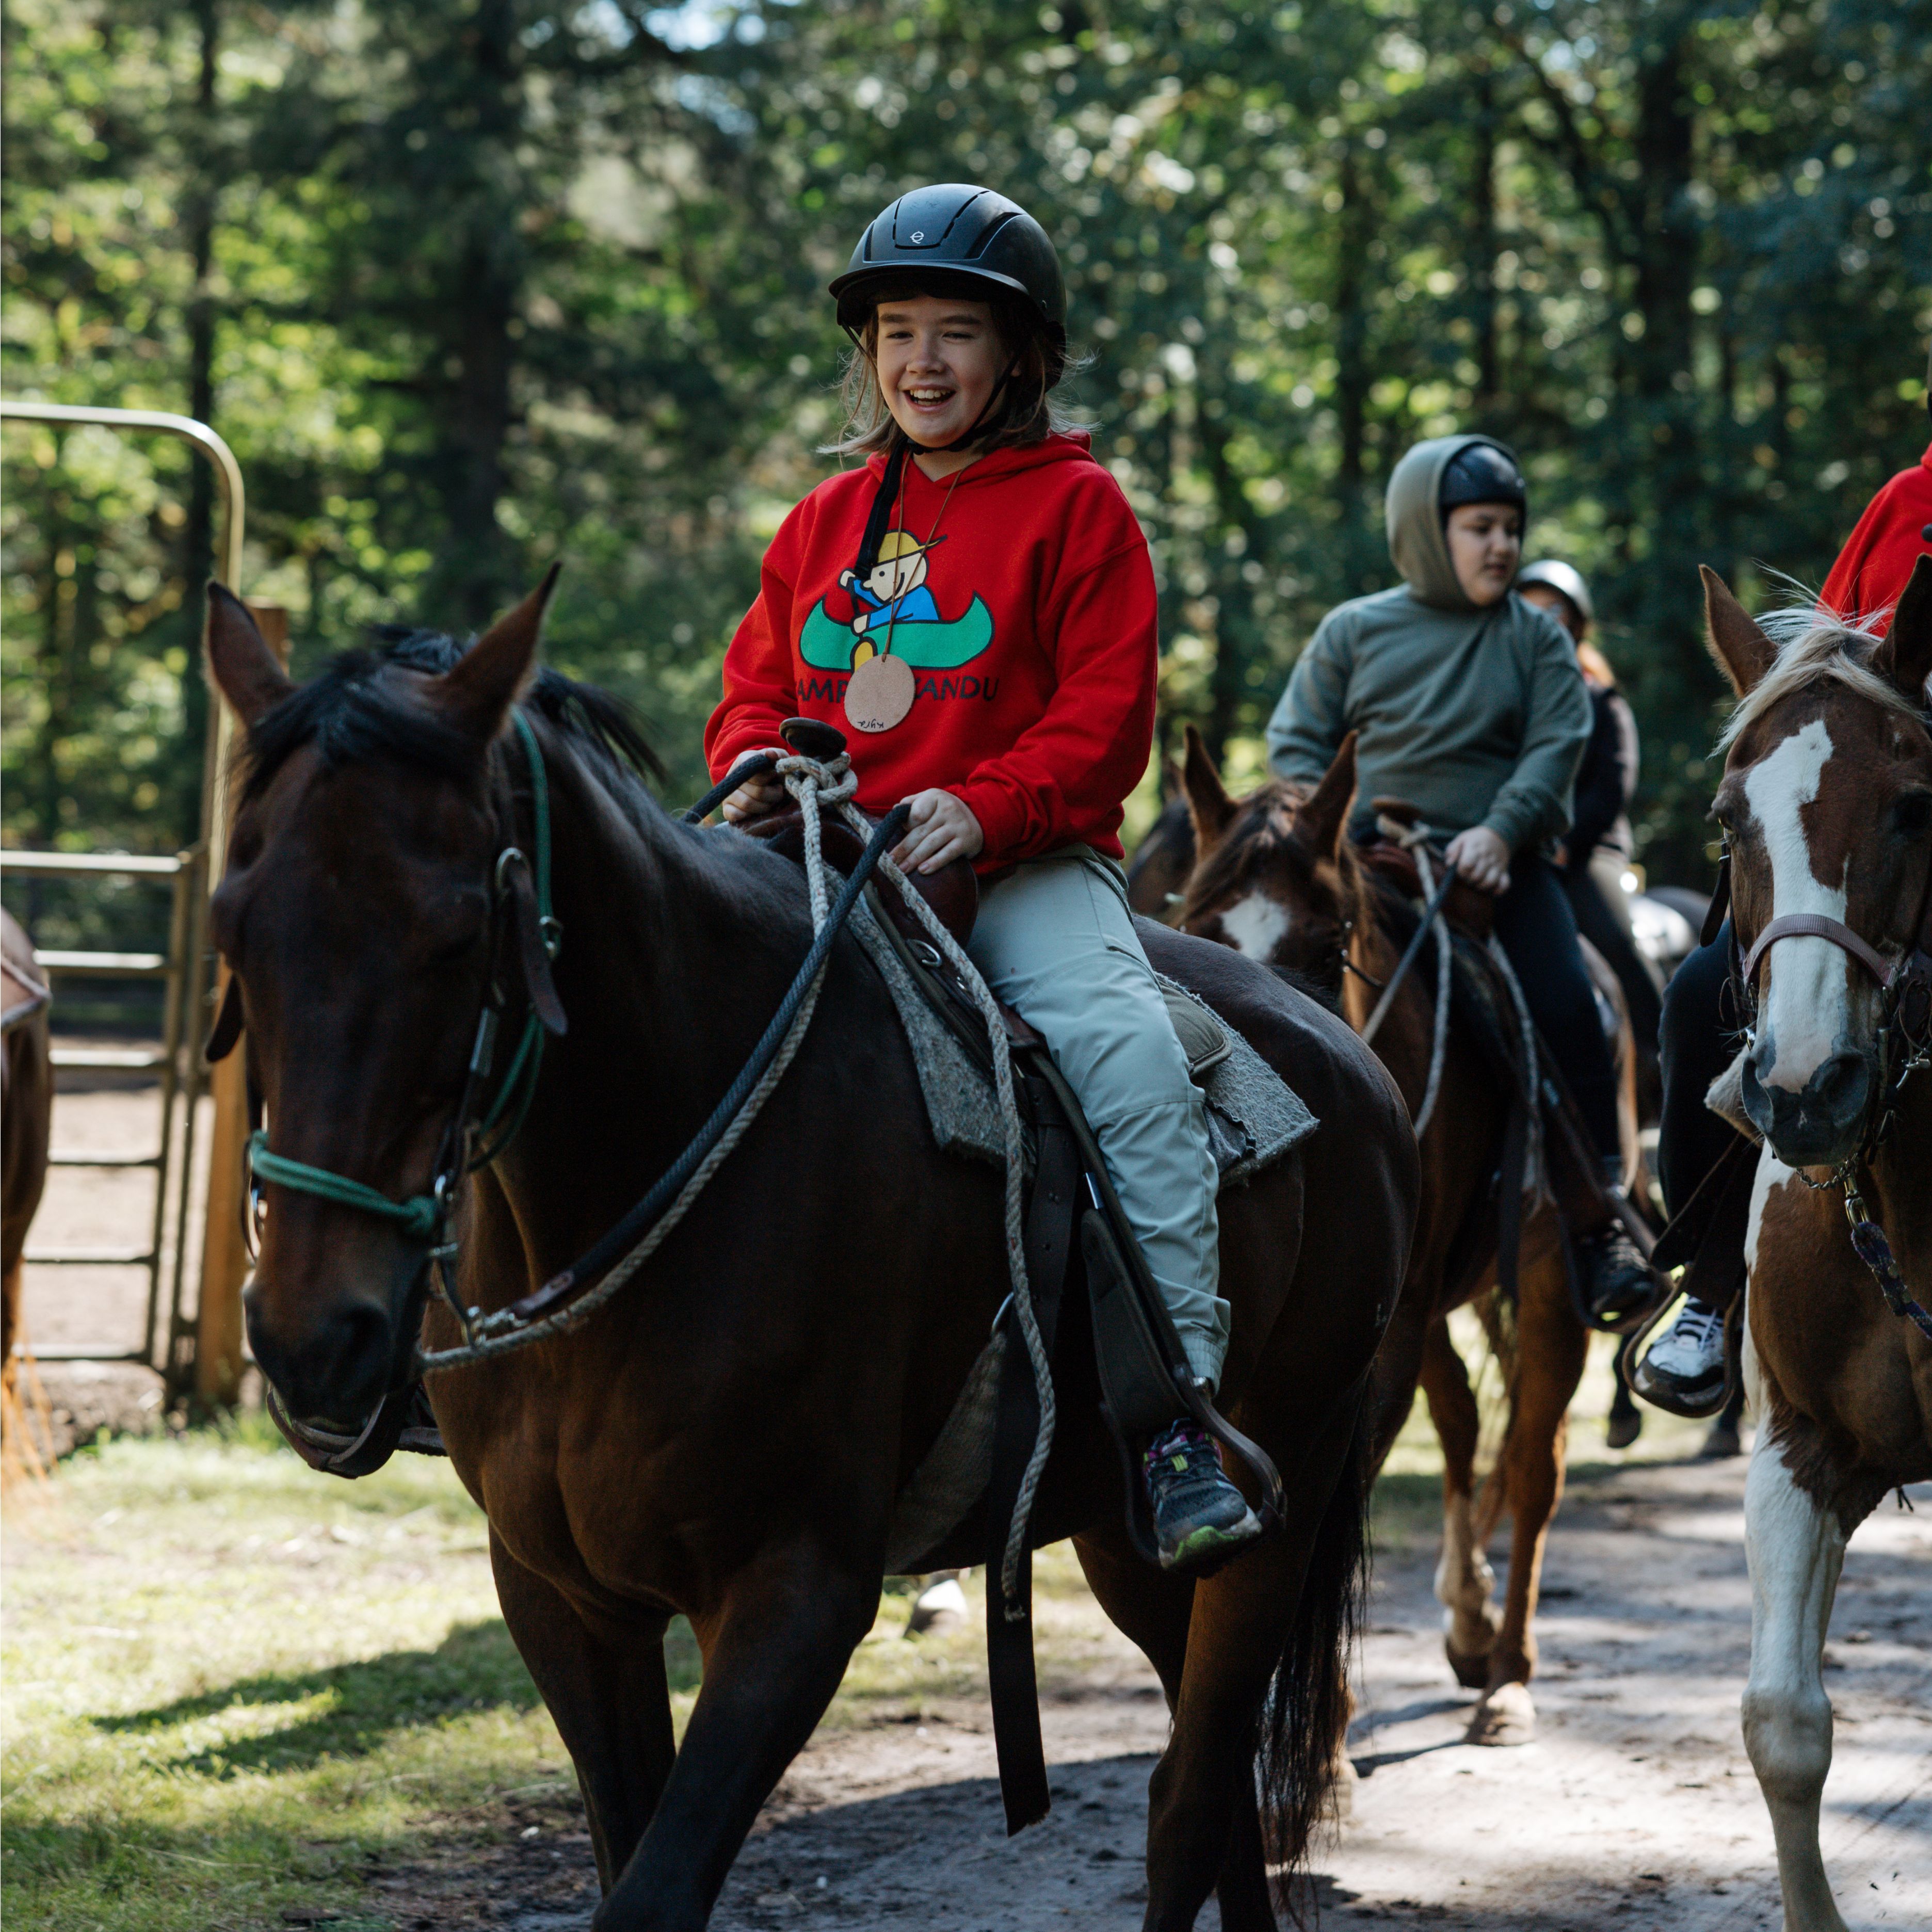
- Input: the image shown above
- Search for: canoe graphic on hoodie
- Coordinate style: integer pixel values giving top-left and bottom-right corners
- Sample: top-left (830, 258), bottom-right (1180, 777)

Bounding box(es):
top-left (798, 527), bottom-right (995, 670)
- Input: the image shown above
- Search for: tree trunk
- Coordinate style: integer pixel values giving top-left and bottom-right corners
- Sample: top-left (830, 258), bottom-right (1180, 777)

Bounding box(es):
top-left (1469, 66), bottom-right (1500, 417)
top-left (431, 0), bottom-right (522, 631)
top-left (1627, 22), bottom-right (1702, 700)
top-left (180, 0), bottom-right (219, 842)
top-left (1199, 407), bottom-right (1264, 759)
top-left (1334, 141), bottom-right (1370, 508)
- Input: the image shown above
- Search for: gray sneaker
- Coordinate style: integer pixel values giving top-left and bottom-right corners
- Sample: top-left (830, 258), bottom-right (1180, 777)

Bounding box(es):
top-left (1631, 1300), bottom-right (1730, 1418)
top-left (1145, 1421), bottom-right (1263, 1574)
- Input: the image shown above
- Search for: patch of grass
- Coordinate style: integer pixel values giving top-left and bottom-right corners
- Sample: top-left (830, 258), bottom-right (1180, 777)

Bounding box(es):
top-left (2, 1428), bottom-right (563, 1932)
top-left (1, 1435), bottom-right (1136, 1928)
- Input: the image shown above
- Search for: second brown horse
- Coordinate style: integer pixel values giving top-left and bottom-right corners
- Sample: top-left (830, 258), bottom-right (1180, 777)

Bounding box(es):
top-left (1177, 729), bottom-right (1639, 1749)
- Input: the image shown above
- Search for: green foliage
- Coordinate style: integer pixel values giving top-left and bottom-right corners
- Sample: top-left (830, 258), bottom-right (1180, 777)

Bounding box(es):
top-left (4, 0), bottom-right (1928, 898)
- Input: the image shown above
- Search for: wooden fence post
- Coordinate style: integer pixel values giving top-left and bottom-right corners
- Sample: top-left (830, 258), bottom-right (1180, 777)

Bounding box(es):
top-left (195, 601), bottom-right (288, 1405)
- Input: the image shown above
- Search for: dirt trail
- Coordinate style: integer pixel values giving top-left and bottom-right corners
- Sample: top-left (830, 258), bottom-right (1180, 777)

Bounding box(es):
top-left (388, 1456), bottom-right (1928, 1931)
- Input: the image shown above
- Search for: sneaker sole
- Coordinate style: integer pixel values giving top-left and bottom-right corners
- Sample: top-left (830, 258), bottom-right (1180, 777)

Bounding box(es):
top-left (1159, 1512), bottom-right (1263, 1574)
top-left (1630, 1362), bottom-right (1729, 1420)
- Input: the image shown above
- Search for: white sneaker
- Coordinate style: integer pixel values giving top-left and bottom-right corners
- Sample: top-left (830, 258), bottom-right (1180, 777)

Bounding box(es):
top-left (1632, 1301), bottom-right (1729, 1417)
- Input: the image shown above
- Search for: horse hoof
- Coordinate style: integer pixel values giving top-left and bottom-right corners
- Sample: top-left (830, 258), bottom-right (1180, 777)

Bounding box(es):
top-left (1445, 1640), bottom-right (1492, 1690)
top-left (1605, 1409), bottom-right (1642, 1450)
top-left (1699, 1419), bottom-right (1743, 1460)
top-left (1466, 1681), bottom-right (1536, 1746)
top-left (904, 1575), bottom-right (967, 1636)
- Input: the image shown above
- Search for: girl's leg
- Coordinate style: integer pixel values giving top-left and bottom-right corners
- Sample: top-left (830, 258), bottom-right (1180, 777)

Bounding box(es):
top-left (1491, 856), bottom-right (1653, 1322)
top-left (968, 847), bottom-right (1227, 1388)
top-left (1637, 914), bottom-right (1750, 1414)
top-left (967, 848), bottom-right (1256, 1571)
top-left (1491, 855), bottom-right (1621, 1161)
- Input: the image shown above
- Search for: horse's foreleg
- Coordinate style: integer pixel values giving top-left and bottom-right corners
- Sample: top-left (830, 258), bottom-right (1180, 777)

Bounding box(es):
top-left (1742, 1432), bottom-right (1852, 1932)
top-left (489, 1532), bottom-right (675, 1893)
top-left (1466, 1253), bottom-right (1587, 1746)
top-left (1077, 1525), bottom-right (1286, 1923)
top-left (595, 1541), bottom-right (877, 1932)
top-left (1418, 1316), bottom-right (1496, 1686)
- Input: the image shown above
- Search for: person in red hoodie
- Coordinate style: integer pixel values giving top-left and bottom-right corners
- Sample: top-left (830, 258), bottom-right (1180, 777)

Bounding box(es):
top-left (1636, 353), bottom-right (1932, 1419)
top-left (704, 185), bottom-right (1261, 1573)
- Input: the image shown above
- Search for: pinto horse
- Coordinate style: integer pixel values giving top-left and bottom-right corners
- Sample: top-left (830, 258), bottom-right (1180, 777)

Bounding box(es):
top-left (203, 581), bottom-right (1417, 1932)
top-left (1699, 561), bottom-right (1932, 1932)
top-left (1173, 732), bottom-right (1642, 1749)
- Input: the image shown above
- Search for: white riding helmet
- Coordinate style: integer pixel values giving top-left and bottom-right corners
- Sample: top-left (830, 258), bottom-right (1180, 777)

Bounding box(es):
top-left (1516, 558), bottom-right (1594, 629)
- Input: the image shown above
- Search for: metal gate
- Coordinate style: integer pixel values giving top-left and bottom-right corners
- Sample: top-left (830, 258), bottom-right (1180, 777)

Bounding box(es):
top-left (0, 399), bottom-right (254, 1400)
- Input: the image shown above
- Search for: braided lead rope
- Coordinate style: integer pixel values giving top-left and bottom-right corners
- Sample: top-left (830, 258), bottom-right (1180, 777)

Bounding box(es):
top-left (417, 958), bottom-right (836, 1370)
top-left (1407, 841), bottom-right (1453, 1140)
top-left (1483, 933), bottom-right (1545, 1199)
top-left (832, 797), bottom-right (1051, 1623)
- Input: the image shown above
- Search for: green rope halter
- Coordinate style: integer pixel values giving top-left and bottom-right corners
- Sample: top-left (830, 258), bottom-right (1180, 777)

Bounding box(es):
top-left (247, 709), bottom-right (555, 1246)
top-left (247, 1129), bottom-right (442, 1241)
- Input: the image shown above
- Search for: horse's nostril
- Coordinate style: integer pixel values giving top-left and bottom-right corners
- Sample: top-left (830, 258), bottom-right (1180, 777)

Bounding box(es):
top-left (1809, 1051), bottom-right (1869, 1118)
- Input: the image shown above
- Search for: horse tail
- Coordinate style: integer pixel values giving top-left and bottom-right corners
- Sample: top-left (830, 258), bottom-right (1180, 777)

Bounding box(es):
top-left (1257, 1385), bottom-right (1372, 1890)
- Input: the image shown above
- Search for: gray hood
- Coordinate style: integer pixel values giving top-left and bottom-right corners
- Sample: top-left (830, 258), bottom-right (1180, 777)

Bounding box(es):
top-left (1385, 433), bottom-right (1522, 613)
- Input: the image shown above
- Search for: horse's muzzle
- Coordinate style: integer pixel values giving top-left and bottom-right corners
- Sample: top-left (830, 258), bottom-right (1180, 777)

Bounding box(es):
top-left (1742, 1042), bottom-right (1873, 1170)
top-left (244, 1268), bottom-right (423, 1426)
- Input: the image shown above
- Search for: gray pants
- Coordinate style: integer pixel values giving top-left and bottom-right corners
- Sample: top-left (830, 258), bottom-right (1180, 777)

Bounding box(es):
top-left (966, 847), bottom-right (1228, 1388)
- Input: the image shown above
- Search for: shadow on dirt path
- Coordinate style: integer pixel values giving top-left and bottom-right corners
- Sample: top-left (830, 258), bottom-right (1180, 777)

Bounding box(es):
top-left (374, 1457), bottom-right (1929, 1931)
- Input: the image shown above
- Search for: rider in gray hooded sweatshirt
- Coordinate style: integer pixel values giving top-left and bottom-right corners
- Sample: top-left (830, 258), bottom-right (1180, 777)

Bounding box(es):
top-left (1267, 432), bottom-right (1653, 1323)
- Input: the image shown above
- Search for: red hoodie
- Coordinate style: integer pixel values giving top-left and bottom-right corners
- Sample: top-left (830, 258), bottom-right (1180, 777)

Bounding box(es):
top-left (705, 432), bottom-right (1156, 868)
top-left (1820, 441), bottom-right (1932, 636)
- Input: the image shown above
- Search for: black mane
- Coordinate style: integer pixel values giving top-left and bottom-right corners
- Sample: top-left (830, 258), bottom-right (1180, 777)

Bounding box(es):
top-left (241, 625), bottom-right (665, 807)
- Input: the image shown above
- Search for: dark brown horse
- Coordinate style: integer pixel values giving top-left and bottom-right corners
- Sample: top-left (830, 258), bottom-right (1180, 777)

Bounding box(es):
top-left (203, 582), bottom-right (1417, 1932)
top-left (1698, 562), bottom-right (1932, 1931)
top-left (1175, 730), bottom-right (1640, 1749)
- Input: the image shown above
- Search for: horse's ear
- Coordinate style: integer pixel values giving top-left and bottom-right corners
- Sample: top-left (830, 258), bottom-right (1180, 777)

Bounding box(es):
top-left (1297, 731), bottom-right (1358, 862)
top-left (1872, 554), bottom-right (1932, 707)
top-left (206, 583), bottom-right (294, 726)
top-left (436, 565), bottom-right (560, 740)
top-left (1181, 725), bottom-right (1236, 850)
top-left (1700, 565), bottom-right (1777, 696)
top-left (1161, 754), bottom-right (1183, 804)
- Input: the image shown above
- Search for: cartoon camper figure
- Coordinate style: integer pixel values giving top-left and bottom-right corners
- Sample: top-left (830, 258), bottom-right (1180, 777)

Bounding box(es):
top-left (840, 530), bottom-right (943, 655)
top-left (800, 528), bottom-right (995, 672)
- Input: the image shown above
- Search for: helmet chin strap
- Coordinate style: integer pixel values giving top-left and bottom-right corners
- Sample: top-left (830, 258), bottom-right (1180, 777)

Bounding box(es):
top-left (850, 342), bottom-right (1031, 583)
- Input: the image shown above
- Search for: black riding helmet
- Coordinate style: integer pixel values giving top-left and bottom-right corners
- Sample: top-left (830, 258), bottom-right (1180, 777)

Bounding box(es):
top-left (1439, 439), bottom-right (1527, 521)
top-left (830, 184), bottom-right (1069, 385)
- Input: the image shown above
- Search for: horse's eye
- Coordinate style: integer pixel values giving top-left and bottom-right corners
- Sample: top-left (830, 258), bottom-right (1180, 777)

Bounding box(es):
top-left (1893, 792), bottom-right (1932, 839)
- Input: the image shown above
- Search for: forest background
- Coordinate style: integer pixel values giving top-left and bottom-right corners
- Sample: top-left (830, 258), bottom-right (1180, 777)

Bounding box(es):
top-left (4, 0), bottom-right (1929, 940)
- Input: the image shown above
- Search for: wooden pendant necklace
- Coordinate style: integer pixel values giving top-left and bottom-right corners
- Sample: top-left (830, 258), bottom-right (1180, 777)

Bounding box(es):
top-left (844, 455), bottom-right (968, 736)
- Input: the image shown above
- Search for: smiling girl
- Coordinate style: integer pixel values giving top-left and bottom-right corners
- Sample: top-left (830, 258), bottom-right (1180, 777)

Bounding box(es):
top-left (704, 185), bottom-right (1263, 1573)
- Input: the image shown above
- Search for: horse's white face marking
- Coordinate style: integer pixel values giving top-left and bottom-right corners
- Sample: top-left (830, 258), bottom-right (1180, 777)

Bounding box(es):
top-left (1744, 718), bottom-right (1850, 1089)
top-left (1218, 890), bottom-right (1291, 961)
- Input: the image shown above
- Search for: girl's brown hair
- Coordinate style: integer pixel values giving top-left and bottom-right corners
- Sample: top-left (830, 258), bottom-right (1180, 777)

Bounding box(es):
top-left (825, 284), bottom-right (1087, 459)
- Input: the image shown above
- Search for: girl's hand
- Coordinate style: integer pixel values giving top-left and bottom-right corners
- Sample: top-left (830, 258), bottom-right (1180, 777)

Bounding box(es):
top-left (1444, 825), bottom-right (1512, 895)
top-left (893, 789), bottom-right (984, 875)
top-left (720, 749), bottom-right (789, 825)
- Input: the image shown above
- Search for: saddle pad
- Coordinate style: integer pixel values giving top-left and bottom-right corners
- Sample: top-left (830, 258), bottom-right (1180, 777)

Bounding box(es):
top-left (847, 897), bottom-right (1317, 1191)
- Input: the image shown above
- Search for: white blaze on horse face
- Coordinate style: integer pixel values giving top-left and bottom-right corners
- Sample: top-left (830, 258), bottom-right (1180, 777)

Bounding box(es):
top-left (1744, 718), bottom-right (1851, 1090)
top-left (1218, 891), bottom-right (1291, 961)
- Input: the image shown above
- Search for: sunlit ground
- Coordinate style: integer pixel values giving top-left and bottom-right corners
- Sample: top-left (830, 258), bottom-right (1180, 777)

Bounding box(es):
top-left (1, 1329), bottom-right (1687, 1930)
